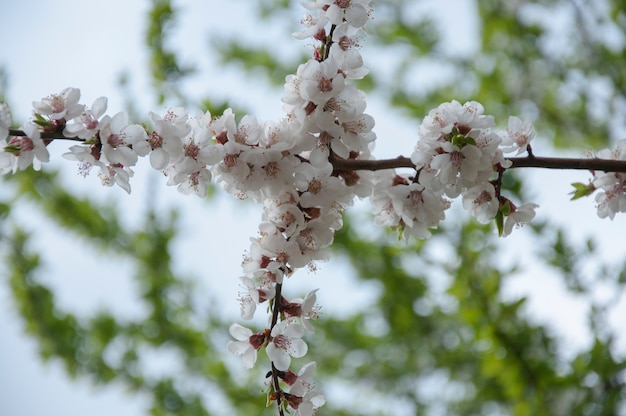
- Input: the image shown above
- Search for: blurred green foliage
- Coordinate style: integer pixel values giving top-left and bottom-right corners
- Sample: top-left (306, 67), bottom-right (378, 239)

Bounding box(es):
top-left (1, 0), bottom-right (626, 415)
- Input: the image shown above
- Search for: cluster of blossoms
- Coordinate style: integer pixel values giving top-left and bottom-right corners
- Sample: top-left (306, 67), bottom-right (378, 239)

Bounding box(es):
top-left (371, 101), bottom-right (540, 239)
top-left (2, 1), bottom-right (626, 415)
top-left (581, 139), bottom-right (626, 219)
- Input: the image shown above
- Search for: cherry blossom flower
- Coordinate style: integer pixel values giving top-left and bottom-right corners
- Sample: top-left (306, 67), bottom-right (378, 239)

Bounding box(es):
top-left (266, 321), bottom-right (308, 371)
top-left (462, 182), bottom-right (499, 224)
top-left (148, 108), bottom-right (190, 170)
top-left (594, 180), bottom-right (626, 219)
top-left (227, 323), bottom-right (267, 369)
top-left (596, 138), bottom-right (626, 161)
top-left (430, 142), bottom-right (483, 189)
top-left (417, 100), bottom-right (495, 144)
top-left (32, 87), bottom-right (84, 120)
top-left (370, 171), bottom-right (408, 227)
top-left (260, 231), bottom-right (309, 269)
top-left (284, 363), bottom-right (326, 416)
top-left (285, 384), bottom-right (326, 416)
top-left (210, 108), bottom-right (237, 144)
top-left (231, 114), bottom-right (262, 146)
top-left (238, 275), bottom-right (276, 320)
top-left (6, 122), bottom-right (50, 171)
top-left (388, 181), bottom-right (450, 240)
top-left (165, 166), bottom-right (212, 196)
top-left (295, 153), bottom-right (354, 209)
top-left (589, 139), bottom-right (626, 219)
top-left (298, 59), bottom-right (345, 106)
top-left (325, 0), bottom-right (371, 28)
top-left (292, 10), bottom-right (328, 40)
top-left (98, 163), bottom-right (134, 194)
top-left (330, 24), bottom-right (369, 79)
top-left (63, 96), bottom-right (108, 140)
top-left (282, 290), bottom-right (320, 332)
top-left (278, 361), bottom-right (317, 387)
top-left (501, 115), bottom-right (535, 155)
top-left (262, 193), bottom-right (307, 238)
top-left (62, 144), bottom-right (105, 177)
top-left (502, 202), bottom-right (539, 236)
top-left (99, 112), bottom-right (148, 167)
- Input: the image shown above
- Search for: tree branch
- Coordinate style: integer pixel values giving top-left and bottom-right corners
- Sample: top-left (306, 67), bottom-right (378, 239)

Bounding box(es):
top-left (8, 128), bottom-right (84, 141)
top-left (330, 155), bottom-right (626, 174)
top-left (8, 126), bottom-right (626, 174)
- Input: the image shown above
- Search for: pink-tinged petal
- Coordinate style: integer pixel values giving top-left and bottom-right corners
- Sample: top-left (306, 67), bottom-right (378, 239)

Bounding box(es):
top-left (229, 323), bottom-right (253, 341)
top-left (298, 361), bottom-right (317, 379)
top-left (150, 149), bottom-right (169, 170)
top-left (227, 340), bottom-right (251, 355)
top-left (117, 147), bottom-right (139, 166)
top-left (289, 338), bottom-right (308, 358)
top-left (307, 390), bottom-right (326, 408)
top-left (34, 145), bottom-right (50, 163)
top-left (64, 87), bottom-right (81, 105)
top-left (267, 343), bottom-right (291, 371)
top-left (346, 5), bottom-right (368, 27)
top-left (284, 323), bottom-right (305, 339)
top-left (111, 111), bottom-right (129, 132)
top-left (240, 305), bottom-right (256, 320)
top-left (91, 97), bottom-right (108, 118)
top-left (302, 290), bottom-right (318, 312)
top-left (297, 403), bottom-right (314, 416)
top-left (241, 348), bottom-right (257, 369)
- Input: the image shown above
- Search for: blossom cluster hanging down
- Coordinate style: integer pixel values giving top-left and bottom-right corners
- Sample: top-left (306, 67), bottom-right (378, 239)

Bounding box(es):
top-left (2, 1), bottom-right (626, 414)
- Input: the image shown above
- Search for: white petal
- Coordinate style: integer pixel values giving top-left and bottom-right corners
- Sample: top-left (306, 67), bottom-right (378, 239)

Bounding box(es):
top-left (150, 149), bottom-right (169, 170)
top-left (227, 340), bottom-right (250, 355)
top-left (92, 97), bottom-right (108, 118)
top-left (284, 323), bottom-right (305, 339)
top-left (267, 343), bottom-right (290, 371)
top-left (241, 348), bottom-right (257, 369)
top-left (289, 338), bottom-right (308, 358)
top-left (229, 323), bottom-right (253, 341)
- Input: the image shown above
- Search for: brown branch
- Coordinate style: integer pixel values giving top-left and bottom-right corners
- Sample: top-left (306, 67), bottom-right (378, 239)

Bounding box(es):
top-left (9, 126), bottom-right (626, 174)
top-left (331, 156), bottom-right (415, 171)
top-left (507, 155), bottom-right (626, 173)
top-left (330, 155), bottom-right (626, 174)
top-left (269, 283), bottom-right (285, 416)
top-left (8, 128), bottom-right (84, 141)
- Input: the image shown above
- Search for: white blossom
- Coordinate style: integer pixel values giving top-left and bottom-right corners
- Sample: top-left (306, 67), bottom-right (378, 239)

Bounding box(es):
top-left (32, 87), bottom-right (83, 120)
top-left (227, 323), bottom-right (264, 369)
top-left (63, 96), bottom-right (108, 140)
top-left (266, 321), bottom-right (308, 371)
top-left (462, 182), bottom-right (499, 224)
top-left (501, 115), bottom-right (535, 155)
top-left (502, 202), bottom-right (539, 236)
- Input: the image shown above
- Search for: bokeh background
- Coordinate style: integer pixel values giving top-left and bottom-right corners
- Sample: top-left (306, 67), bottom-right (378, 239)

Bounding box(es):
top-left (1, 1), bottom-right (625, 415)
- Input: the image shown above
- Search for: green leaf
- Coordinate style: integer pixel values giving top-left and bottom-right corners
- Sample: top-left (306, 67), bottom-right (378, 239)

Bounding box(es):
top-left (569, 182), bottom-right (595, 200)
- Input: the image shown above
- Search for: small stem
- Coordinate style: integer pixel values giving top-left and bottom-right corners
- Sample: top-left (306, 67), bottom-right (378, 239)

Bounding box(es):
top-left (272, 362), bottom-right (286, 416)
top-left (492, 164), bottom-right (504, 199)
top-left (331, 156), bottom-right (415, 171)
top-left (270, 283), bottom-right (284, 415)
top-left (271, 283), bottom-right (283, 328)
top-left (323, 24), bottom-right (336, 61)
